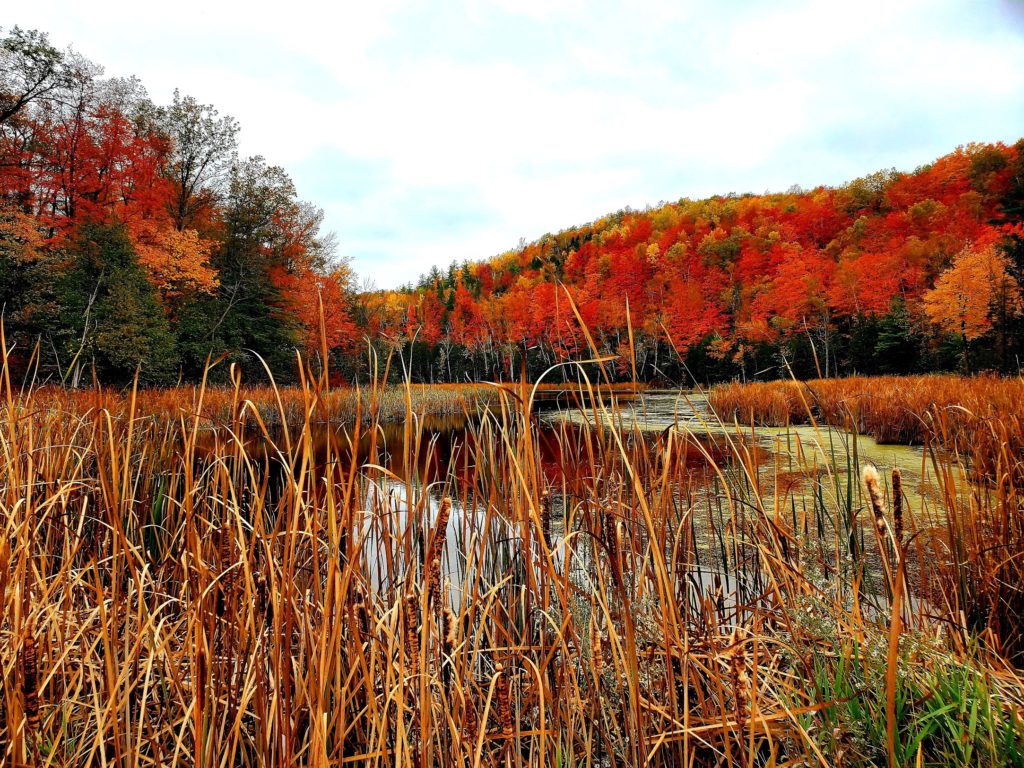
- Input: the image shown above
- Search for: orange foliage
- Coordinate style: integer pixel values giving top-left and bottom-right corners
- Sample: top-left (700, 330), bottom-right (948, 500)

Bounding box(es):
top-left (134, 226), bottom-right (218, 302)
top-left (923, 241), bottom-right (1022, 341)
top-left (0, 204), bottom-right (44, 264)
top-left (278, 267), bottom-right (360, 355)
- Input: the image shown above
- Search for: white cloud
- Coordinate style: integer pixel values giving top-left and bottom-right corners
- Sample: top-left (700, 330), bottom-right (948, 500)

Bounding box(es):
top-left (9, 0), bottom-right (1024, 286)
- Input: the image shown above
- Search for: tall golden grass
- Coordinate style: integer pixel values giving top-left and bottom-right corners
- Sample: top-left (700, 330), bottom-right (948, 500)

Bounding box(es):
top-left (711, 374), bottom-right (1024, 661)
top-left (2, 354), bottom-right (1023, 765)
top-left (709, 374), bottom-right (1024, 479)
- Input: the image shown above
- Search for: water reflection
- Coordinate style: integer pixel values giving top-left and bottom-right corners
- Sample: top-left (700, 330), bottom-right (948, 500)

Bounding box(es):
top-left (190, 391), bottom-right (921, 617)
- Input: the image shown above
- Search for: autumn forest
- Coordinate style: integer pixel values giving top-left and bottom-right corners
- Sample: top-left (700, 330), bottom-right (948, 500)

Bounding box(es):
top-left (8, 20), bottom-right (1024, 768)
top-left (3, 26), bottom-right (1023, 387)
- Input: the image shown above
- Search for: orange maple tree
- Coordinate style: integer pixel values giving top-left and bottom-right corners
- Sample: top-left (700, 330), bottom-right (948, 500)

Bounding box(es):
top-left (923, 241), bottom-right (1022, 342)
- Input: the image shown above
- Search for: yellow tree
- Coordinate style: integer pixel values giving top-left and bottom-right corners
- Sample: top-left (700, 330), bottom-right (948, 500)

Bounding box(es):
top-left (0, 203), bottom-right (42, 263)
top-left (134, 226), bottom-right (219, 306)
top-left (923, 241), bottom-right (1022, 370)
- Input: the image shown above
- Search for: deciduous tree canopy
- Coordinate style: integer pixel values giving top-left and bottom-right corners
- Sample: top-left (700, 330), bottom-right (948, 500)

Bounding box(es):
top-left (2, 27), bottom-right (1023, 385)
top-left (0, 27), bottom-right (358, 384)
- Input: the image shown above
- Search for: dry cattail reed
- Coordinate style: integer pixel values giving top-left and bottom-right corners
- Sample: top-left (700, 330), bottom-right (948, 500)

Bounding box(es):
top-left (460, 691), bottom-right (478, 746)
top-left (862, 465), bottom-right (887, 537)
top-left (220, 522), bottom-right (234, 601)
top-left (590, 618), bottom-right (605, 680)
top-left (21, 615), bottom-right (39, 740)
top-left (352, 597), bottom-right (371, 642)
top-left (540, 487), bottom-right (551, 546)
top-left (435, 496), bottom-right (452, 538)
top-left (425, 498), bottom-right (450, 611)
top-left (495, 662), bottom-right (513, 742)
top-left (443, 601), bottom-right (458, 653)
top-left (891, 468), bottom-right (903, 546)
top-left (254, 569), bottom-right (272, 628)
top-left (404, 593), bottom-right (420, 681)
top-left (438, 593), bottom-right (455, 689)
top-left (425, 496), bottom-right (451, 566)
top-left (730, 648), bottom-right (747, 742)
top-left (428, 552), bottom-right (442, 613)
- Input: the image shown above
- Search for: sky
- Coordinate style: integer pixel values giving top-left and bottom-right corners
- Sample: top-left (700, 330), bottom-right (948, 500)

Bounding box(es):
top-left (11, 0), bottom-right (1024, 287)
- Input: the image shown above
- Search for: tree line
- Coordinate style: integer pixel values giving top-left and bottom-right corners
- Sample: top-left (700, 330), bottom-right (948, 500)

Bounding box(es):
top-left (0, 26), bottom-right (357, 385)
top-left (3, 27), bottom-right (1023, 387)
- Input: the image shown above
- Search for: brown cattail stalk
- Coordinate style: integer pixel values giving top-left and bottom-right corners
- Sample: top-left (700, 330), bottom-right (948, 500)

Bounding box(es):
top-left (425, 496), bottom-right (451, 568)
top-left (254, 570), bottom-right (272, 629)
top-left (436, 496), bottom-right (452, 539)
top-left (495, 662), bottom-right (513, 756)
top-left (540, 487), bottom-right (552, 547)
top-left (439, 595), bottom-right (455, 689)
top-left (21, 615), bottom-right (39, 740)
top-left (862, 465), bottom-right (887, 538)
top-left (219, 522), bottom-right (234, 607)
top-left (443, 601), bottom-right (458, 654)
top-left (590, 618), bottom-right (604, 680)
top-left (428, 552), bottom-right (442, 614)
top-left (352, 597), bottom-right (371, 642)
top-left (194, 640), bottom-right (207, 751)
top-left (404, 593), bottom-right (420, 681)
top-left (460, 692), bottom-right (478, 747)
top-left (863, 465), bottom-right (899, 613)
top-left (424, 498), bottom-right (451, 615)
top-left (891, 468), bottom-right (903, 546)
top-left (730, 649), bottom-right (747, 744)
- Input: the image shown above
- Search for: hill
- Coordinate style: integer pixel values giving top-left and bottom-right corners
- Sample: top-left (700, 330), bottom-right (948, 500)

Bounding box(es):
top-left (358, 141), bottom-right (1024, 384)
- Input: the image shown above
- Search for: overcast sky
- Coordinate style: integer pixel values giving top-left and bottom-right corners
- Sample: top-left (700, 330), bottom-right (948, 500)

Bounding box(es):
top-left (11, 0), bottom-right (1024, 287)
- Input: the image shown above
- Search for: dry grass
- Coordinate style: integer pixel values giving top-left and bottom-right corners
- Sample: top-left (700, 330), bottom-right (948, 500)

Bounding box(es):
top-left (25, 381), bottom-right (645, 431)
top-left (710, 374), bottom-right (1024, 480)
top-left (1, 357), bottom-right (1023, 766)
top-left (711, 374), bottom-right (1024, 662)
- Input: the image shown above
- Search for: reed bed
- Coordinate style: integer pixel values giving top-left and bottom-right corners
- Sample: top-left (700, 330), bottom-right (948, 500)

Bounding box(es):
top-left (20, 382), bottom-right (498, 428)
top-left (22, 381), bottom-right (645, 431)
top-left (2, 360), bottom-right (1023, 766)
top-left (711, 373), bottom-right (1024, 668)
top-left (709, 374), bottom-right (1024, 480)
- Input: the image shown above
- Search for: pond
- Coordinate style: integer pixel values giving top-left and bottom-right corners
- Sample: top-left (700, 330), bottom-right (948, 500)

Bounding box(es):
top-left (545, 390), bottom-right (950, 506)
top-left (191, 389), bottom-right (952, 617)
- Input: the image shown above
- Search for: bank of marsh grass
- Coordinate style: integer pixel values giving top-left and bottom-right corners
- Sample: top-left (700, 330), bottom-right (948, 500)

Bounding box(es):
top-left (2, 359), bottom-right (1024, 766)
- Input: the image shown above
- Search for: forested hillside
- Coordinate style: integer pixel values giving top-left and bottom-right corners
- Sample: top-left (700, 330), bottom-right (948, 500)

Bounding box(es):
top-left (367, 142), bottom-right (1024, 384)
top-left (3, 27), bottom-right (1023, 386)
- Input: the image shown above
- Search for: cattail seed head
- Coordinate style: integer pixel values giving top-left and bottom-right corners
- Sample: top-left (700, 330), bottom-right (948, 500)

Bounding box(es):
top-left (404, 593), bottom-right (420, 681)
top-left (428, 552), bottom-right (442, 612)
top-left (218, 524), bottom-right (233, 618)
top-left (730, 650), bottom-right (747, 736)
top-left (862, 465), bottom-right (887, 536)
top-left (443, 601), bottom-right (458, 652)
top-left (254, 570), bottom-right (271, 628)
top-left (220, 524), bottom-right (233, 585)
top-left (352, 599), bottom-right (370, 641)
top-left (540, 488), bottom-right (551, 545)
top-left (590, 619), bottom-right (604, 679)
top-left (892, 468), bottom-right (903, 545)
top-left (495, 663), bottom-right (512, 738)
top-left (460, 693), bottom-right (478, 745)
top-left (604, 509), bottom-right (618, 562)
top-left (21, 616), bottom-right (39, 737)
top-left (436, 497), bottom-right (451, 537)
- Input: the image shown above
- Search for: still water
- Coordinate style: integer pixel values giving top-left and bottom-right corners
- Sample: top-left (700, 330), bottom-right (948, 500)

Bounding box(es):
top-left (197, 391), bottom-right (945, 613)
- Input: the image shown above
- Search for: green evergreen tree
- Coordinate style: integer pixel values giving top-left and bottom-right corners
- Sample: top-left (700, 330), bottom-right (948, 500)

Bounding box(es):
top-left (874, 296), bottom-right (921, 374)
top-left (181, 156), bottom-right (304, 381)
top-left (60, 222), bottom-right (177, 384)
